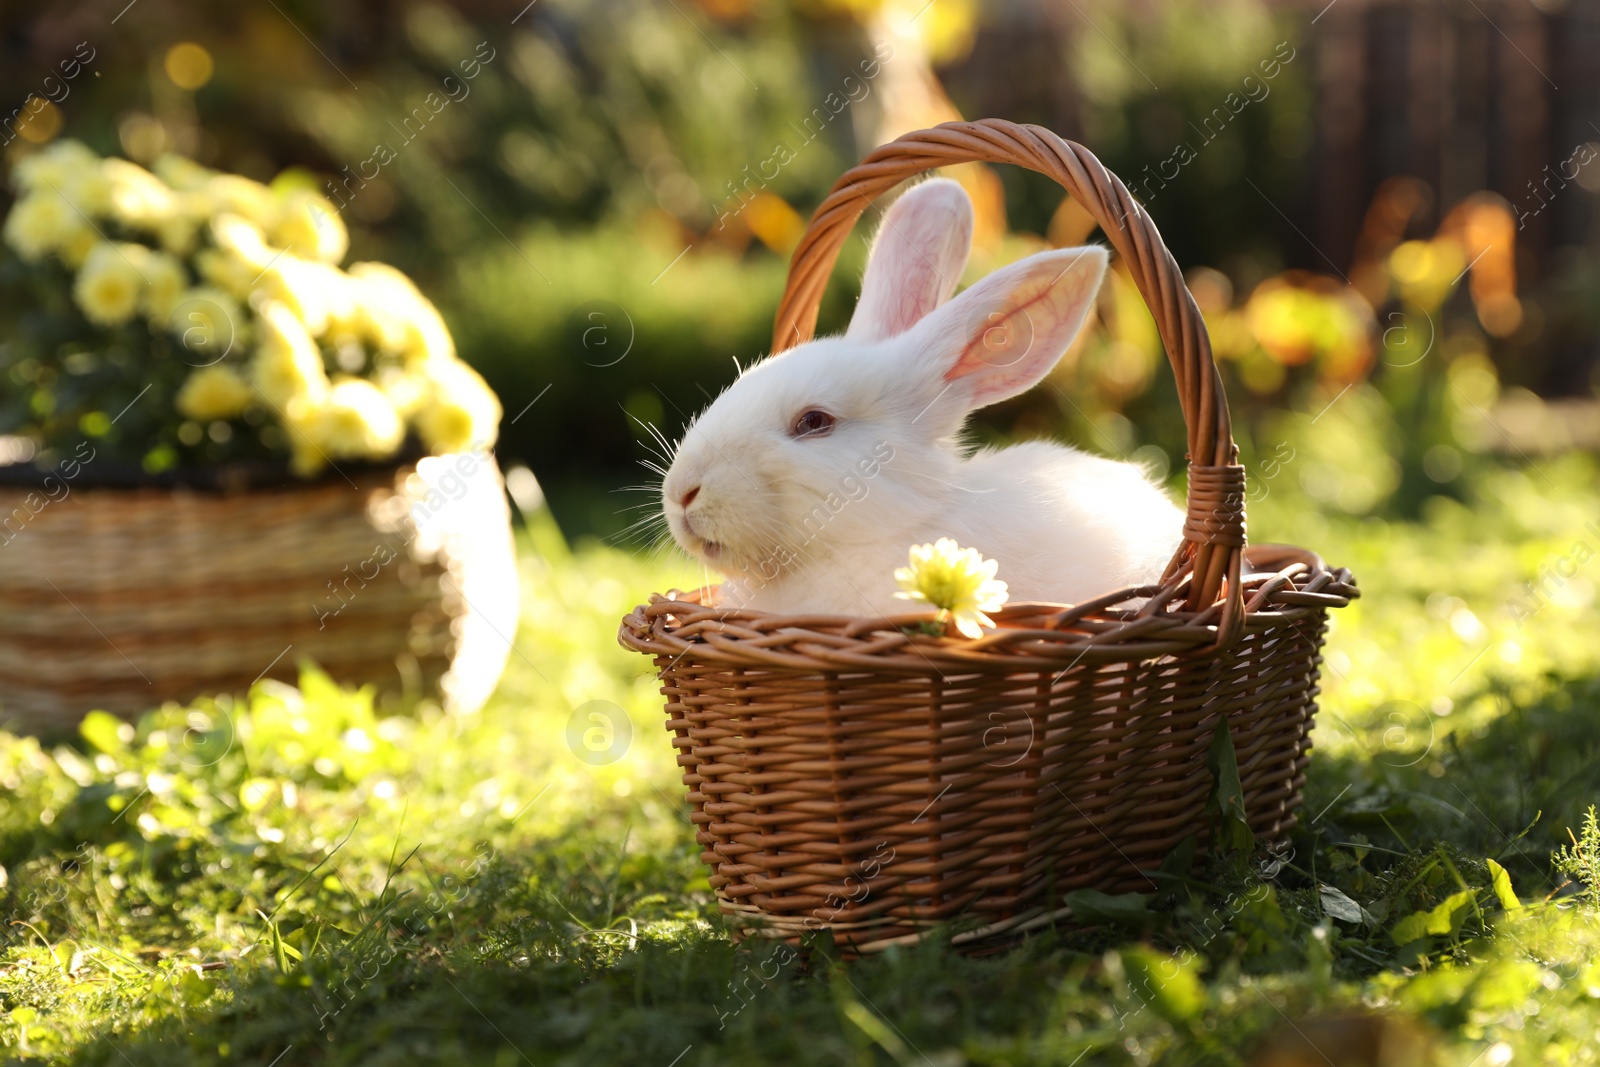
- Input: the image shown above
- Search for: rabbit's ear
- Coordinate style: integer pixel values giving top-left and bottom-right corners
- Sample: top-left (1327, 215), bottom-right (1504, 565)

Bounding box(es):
top-left (906, 246), bottom-right (1108, 418)
top-left (846, 179), bottom-right (974, 343)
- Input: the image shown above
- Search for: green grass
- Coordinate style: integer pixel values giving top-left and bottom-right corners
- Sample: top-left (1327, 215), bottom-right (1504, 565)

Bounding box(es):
top-left (4, 454), bottom-right (1600, 1066)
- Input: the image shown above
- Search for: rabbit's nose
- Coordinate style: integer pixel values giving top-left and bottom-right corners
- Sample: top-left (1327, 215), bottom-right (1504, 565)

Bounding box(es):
top-left (679, 485), bottom-right (701, 509)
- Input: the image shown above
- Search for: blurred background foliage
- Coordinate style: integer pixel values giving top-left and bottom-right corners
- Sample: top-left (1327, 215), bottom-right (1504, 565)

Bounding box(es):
top-left (1, 0), bottom-right (1596, 536)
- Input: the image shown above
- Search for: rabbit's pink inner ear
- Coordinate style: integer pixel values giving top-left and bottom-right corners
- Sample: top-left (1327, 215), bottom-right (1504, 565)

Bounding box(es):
top-left (847, 180), bottom-right (974, 343)
top-left (941, 250), bottom-right (1105, 408)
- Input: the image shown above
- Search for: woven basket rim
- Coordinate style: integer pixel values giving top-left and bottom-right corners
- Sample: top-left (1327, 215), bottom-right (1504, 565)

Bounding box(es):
top-left (620, 542), bottom-right (1357, 673)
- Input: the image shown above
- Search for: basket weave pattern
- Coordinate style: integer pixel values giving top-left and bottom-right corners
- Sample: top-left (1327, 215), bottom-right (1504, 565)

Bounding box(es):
top-left (620, 120), bottom-right (1357, 952)
top-left (0, 455), bottom-right (518, 732)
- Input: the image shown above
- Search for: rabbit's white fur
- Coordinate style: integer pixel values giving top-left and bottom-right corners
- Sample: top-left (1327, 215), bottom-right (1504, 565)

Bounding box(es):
top-left (661, 178), bottom-right (1183, 617)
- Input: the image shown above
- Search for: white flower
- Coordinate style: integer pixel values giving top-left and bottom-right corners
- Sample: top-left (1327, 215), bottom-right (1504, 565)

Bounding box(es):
top-left (894, 538), bottom-right (1009, 639)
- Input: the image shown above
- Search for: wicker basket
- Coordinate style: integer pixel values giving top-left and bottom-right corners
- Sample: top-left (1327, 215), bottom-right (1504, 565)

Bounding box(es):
top-left (620, 120), bottom-right (1357, 954)
top-left (0, 451), bottom-right (519, 734)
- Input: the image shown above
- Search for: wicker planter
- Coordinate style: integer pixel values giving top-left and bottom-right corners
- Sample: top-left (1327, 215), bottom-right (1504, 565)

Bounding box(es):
top-left (0, 450), bottom-right (518, 734)
top-left (620, 120), bottom-right (1358, 954)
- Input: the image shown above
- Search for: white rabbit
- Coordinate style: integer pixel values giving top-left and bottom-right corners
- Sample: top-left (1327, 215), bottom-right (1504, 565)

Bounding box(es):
top-left (660, 178), bottom-right (1184, 618)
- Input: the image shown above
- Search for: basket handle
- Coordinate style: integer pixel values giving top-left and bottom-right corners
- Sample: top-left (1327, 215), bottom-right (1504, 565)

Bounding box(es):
top-left (772, 118), bottom-right (1246, 640)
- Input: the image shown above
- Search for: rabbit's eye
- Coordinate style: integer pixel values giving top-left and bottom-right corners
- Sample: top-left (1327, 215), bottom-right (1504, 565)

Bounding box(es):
top-left (791, 409), bottom-right (836, 438)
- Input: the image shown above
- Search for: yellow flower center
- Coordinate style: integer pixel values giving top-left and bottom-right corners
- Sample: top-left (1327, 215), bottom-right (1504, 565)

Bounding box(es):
top-left (893, 538), bottom-right (1008, 637)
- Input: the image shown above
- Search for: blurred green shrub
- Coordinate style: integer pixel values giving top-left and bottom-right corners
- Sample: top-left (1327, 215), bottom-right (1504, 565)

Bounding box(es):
top-left (447, 222), bottom-right (864, 534)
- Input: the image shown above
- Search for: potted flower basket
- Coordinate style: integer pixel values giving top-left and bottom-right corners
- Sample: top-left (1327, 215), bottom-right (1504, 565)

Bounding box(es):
top-left (620, 120), bottom-right (1358, 954)
top-left (0, 140), bottom-right (517, 733)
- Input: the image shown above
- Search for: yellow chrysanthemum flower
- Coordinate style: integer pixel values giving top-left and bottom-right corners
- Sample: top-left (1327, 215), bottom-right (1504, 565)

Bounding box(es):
top-left (894, 538), bottom-right (1009, 638)
top-left (345, 264), bottom-right (408, 334)
top-left (252, 299), bottom-right (330, 415)
top-left (348, 261), bottom-right (455, 361)
top-left (194, 248), bottom-right (255, 300)
top-left (272, 188), bottom-right (348, 264)
top-left (59, 226), bottom-right (99, 269)
top-left (375, 364), bottom-right (429, 418)
top-left (157, 210), bottom-right (202, 257)
top-left (194, 213), bottom-right (279, 298)
top-left (317, 267), bottom-right (363, 338)
top-left (256, 257), bottom-right (354, 338)
top-left (305, 377), bottom-right (404, 460)
top-left (201, 174), bottom-right (277, 227)
top-left (142, 250), bottom-right (188, 322)
top-left (413, 360), bottom-right (501, 454)
top-left (175, 364), bottom-right (253, 422)
top-left (209, 212), bottom-right (275, 268)
top-left (2, 189), bottom-right (91, 263)
top-left (13, 139), bottom-right (110, 211)
top-left (349, 285), bottom-right (412, 353)
top-left (4, 142), bottom-right (500, 479)
top-left (13, 139), bottom-right (98, 191)
top-left (164, 286), bottom-right (240, 362)
top-left (408, 299), bottom-right (456, 364)
top-left (346, 260), bottom-right (419, 297)
top-left (102, 158), bottom-right (180, 230)
top-left (73, 241), bottom-right (149, 327)
top-left (414, 395), bottom-right (474, 455)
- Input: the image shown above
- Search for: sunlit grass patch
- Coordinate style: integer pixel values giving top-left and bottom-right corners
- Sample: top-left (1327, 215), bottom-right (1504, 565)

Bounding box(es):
top-left (3, 461), bottom-right (1600, 1065)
